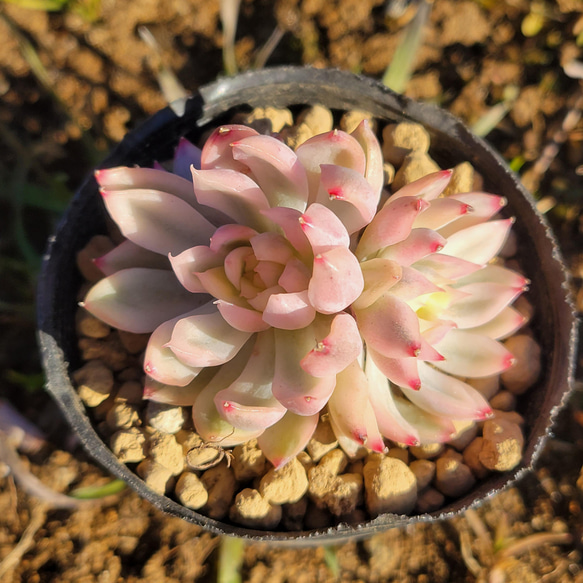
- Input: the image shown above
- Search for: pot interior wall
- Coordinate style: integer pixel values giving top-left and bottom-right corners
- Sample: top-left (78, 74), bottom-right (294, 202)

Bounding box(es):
top-left (38, 66), bottom-right (576, 545)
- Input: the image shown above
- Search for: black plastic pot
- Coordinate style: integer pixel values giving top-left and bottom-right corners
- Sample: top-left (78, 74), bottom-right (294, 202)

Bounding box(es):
top-left (37, 66), bottom-right (577, 545)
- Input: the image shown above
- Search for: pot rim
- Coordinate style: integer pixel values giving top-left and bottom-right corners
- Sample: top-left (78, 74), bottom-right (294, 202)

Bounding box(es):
top-left (37, 65), bottom-right (578, 545)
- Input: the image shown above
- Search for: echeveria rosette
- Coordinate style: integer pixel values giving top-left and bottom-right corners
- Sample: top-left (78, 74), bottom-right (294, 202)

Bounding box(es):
top-left (83, 121), bottom-right (527, 469)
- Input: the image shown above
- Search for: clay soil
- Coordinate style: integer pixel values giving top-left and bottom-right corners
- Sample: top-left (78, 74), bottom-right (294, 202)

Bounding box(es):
top-left (1, 0), bottom-right (583, 581)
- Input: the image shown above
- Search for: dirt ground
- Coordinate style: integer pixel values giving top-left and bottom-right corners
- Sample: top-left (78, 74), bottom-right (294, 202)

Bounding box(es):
top-left (1, 0), bottom-right (583, 581)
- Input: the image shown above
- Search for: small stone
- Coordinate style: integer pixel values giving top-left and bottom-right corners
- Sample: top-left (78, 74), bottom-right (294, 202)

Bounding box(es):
top-left (489, 410), bottom-right (525, 427)
top-left (118, 330), bottom-right (150, 354)
top-left (110, 427), bottom-right (146, 463)
top-left (448, 420), bottom-right (478, 451)
top-left (306, 419), bottom-right (338, 462)
top-left (463, 437), bottom-right (490, 480)
top-left (489, 390), bottom-right (517, 412)
top-left (76, 310), bottom-right (110, 338)
top-left (514, 296), bottom-right (535, 325)
top-left (175, 472), bottom-right (209, 509)
top-left (479, 418), bottom-right (524, 472)
top-left (229, 488), bottom-right (282, 529)
top-left (106, 402), bottom-right (140, 430)
top-left (339, 110), bottom-right (376, 134)
top-left (443, 161), bottom-right (474, 195)
top-left (410, 459), bottom-right (436, 491)
top-left (415, 487), bottom-right (445, 514)
top-left (297, 104), bottom-right (334, 135)
top-left (146, 401), bottom-right (186, 434)
top-left (434, 457), bottom-right (475, 498)
top-left (201, 462), bottom-right (237, 520)
top-left (391, 153), bottom-right (441, 191)
top-left (409, 443), bottom-right (444, 460)
top-left (116, 380), bottom-right (144, 404)
top-left (501, 335), bottom-right (542, 395)
top-left (325, 474), bottom-right (363, 516)
top-left (383, 162), bottom-right (396, 185)
top-left (78, 335), bottom-right (130, 371)
top-left (363, 456), bottom-right (417, 516)
top-left (387, 447), bottom-right (409, 464)
top-left (136, 459), bottom-right (174, 495)
top-left (260, 457), bottom-right (308, 505)
top-left (232, 439), bottom-right (266, 481)
top-left (317, 449), bottom-right (347, 476)
top-left (282, 497), bottom-right (308, 531)
top-left (73, 360), bottom-right (114, 407)
top-left (148, 432), bottom-right (184, 475)
top-left (76, 235), bottom-right (115, 282)
top-left (468, 375), bottom-right (500, 401)
top-left (382, 122), bottom-right (431, 166)
top-left (246, 106), bottom-right (293, 133)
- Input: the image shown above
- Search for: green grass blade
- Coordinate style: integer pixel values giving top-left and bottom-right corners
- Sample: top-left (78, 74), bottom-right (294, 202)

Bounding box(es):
top-left (217, 536), bottom-right (245, 583)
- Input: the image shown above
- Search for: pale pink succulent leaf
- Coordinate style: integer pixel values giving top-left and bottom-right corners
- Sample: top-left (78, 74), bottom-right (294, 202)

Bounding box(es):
top-left (420, 320), bottom-right (458, 345)
top-left (173, 137), bottom-right (202, 178)
top-left (263, 291), bottom-right (316, 330)
top-left (308, 246), bottom-right (364, 314)
top-left (82, 268), bottom-right (206, 334)
top-left (216, 300), bottom-right (271, 332)
top-left (439, 192), bottom-right (507, 237)
top-left (190, 167), bottom-right (271, 231)
top-left (316, 164), bottom-right (379, 234)
top-left (439, 219), bottom-right (513, 265)
top-left (392, 396), bottom-right (456, 444)
top-left (214, 330), bottom-right (287, 431)
top-left (388, 169), bottom-right (453, 201)
top-left (101, 188), bottom-right (215, 256)
top-left (143, 366), bottom-right (219, 406)
top-left (144, 312), bottom-right (202, 386)
top-left (350, 119), bottom-right (384, 195)
top-left (95, 239), bottom-right (170, 276)
top-left (231, 135), bottom-right (310, 211)
top-left (403, 361), bottom-right (493, 420)
top-left (433, 329), bottom-right (515, 378)
top-left (195, 266), bottom-right (242, 304)
top-left (200, 124), bottom-right (260, 171)
top-left (389, 266), bottom-right (443, 301)
top-left (250, 232), bottom-right (295, 264)
top-left (356, 293), bottom-right (422, 358)
top-left (257, 411), bottom-right (319, 469)
top-left (412, 253), bottom-right (482, 284)
top-left (278, 257), bottom-right (312, 293)
top-left (351, 258), bottom-right (402, 310)
top-left (223, 246), bottom-right (254, 290)
top-left (169, 246), bottom-right (224, 293)
top-left (368, 347), bottom-right (421, 391)
top-left (328, 360), bottom-right (385, 452)
top-left (453, 264), bottom-right (529, 289)
top-left (300, 312), bottom-right (362, 377)
top-left (356, 196), bottom-right (430, 260)
top-left (300, 203), bottom-right (350, 254)
top-left (441, 282), bottom-right (524, 329)
top-left (379, 228), bottom-right (447, 266)
top-left (295, 130), bottom-right (367, 203)
top-left (209, 224), bottom-right (258, 253)
top-left (246, 285), bottom-right (286, 312)
top-left (364, 355), bottom-right (421, 445)
top-left (412, 197), bottom-right (473, 230)
top-left (168, 303), bottom-right (252, 367)
top-left (261, 207), bottom-right (313, 260)
top-left (272, 325), bottom-right (336, 416)
top-left (463, 306), bottom-right (527, 340)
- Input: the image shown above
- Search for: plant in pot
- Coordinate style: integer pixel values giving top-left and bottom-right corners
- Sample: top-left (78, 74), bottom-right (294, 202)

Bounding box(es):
top-left (38, 66), bottom-right (576, 544)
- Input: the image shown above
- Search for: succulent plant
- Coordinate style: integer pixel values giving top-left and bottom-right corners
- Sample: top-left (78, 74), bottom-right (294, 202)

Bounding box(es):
top-left (83, 121), bottom-right (527, 468)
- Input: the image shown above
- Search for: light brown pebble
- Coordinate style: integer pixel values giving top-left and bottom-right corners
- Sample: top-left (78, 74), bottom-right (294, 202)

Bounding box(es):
top-left (201, 462), bottom-right (237, 520)
top-left (232, 439), bottom-right (266, 481)
top-left (317, 448), bottom-right (347, 476)
top-left (106, 402), bottom-right (140, 430)
top-left (391, 153), bottom-right (441, 191)
top-left (297, 104), bottom-right (334, 135)
top-left (410, 459), bottom-right (436, 491)
top-left (387, 447), bottom-right (409, 464)
top-left (78, 335), bottom-right (130, 371)
top-left (136, 459), bottom-right (174, 495)
top-left (448, 420), bottom-right (478, 451)
top-left (229, 488), bottom-right (282, 529)
top-left (324, 474), bottom-right (363, 516)
top-left (489, 390), bottom-right (517, 412)
top-left (110, 427), bottom-right (146, 463)
top-left (117, 367), bottom-right (142, 382)
top-left (490, 409), bottom-right (525, 427)
top-left (146, 401), bottom-right (186, 434)
top-left (501, 335), bottom-right (542, 395)
top-left (479, 418), bottom-right (524, 472)
top-left (513, 296), bottom-right (535, 325)
top-left (260, 457), bottom-right (309, 505)
top-left (148, 432), bottom-right (184, 475)
top-left (175, 472), bottom-right (209, 509)
top-left (443, 161), bottom-right (474, 195)
top-left (306, 419), bottom-right (338, 462)
top-left (73, 360), bottom-right (114, 407)
top-left (363, 456), bottom-right (417, 516)
top-left (282, 497), bottom-right (308, 531)
top-left (382, 122), bottom-right (431, 166)
top-left (410, 443), bottom-right (444, 460)
top-left (76, 310), bottom-right (110, 338)
top-left (296, 451), bottom-right (314, 472)
top-left (440, 448), bottom-right (464, 463)
top-left (463, 437), bottom-right (490, 480)
top-left (246, 106), bottom-right (293, 133)
top-left (383, 162), bottom-right (396, 185)
top-left (340, 110), bottom-right (376, 134)
top-left (468, 375), bottom-right (500, 401)
top-left (76, 235), bottom-right (115, 282)
top-left (415, 487), bottom-right (445, 514)
top-left (434, 457), bottom-right (476, 498)
top-left (116, 380), bottom-right (144, 404)
top-left (117, 330), bottom-right (150, 354)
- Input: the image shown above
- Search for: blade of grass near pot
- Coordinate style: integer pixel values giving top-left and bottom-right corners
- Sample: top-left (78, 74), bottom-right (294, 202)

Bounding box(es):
top-left (217, 536), bottom-right (245, 583)
top-left (382, 0), bottom-right (432, 93)
top-left (220, 0), bottom-right (242, 76)
top-left (471, 86), bottom-right (519, 137)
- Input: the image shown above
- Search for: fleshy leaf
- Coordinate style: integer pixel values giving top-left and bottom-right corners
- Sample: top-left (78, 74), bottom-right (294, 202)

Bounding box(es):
top-left (393, 396), bottom-right (456, 444)
top-left (144, 367), bottom-right (218, 406)
top-left (379, 228), bottom-right (446, 266)
top-left (300, 203), bottom-right (350, 254)
top-left (101, 188), bottom-right (215, 256)
top-left (412, 198), bottom-right (472, 230)
top-left (454, 264), bottom-right (529, 289)
top-left (464, 306), bottom-right (526, 340)
top-left (351, 119), bottom-right (384, 195)
top-left (257, 411), bottom-right (319, 469)
top-left (389, 266), bottom-right (443, 302)
top-left (368, 347), bottom-right (421, 391)
top-left (95, 240), bottom-right (170, 276)
top-left (200, 124), bottom-right (259, 171)
top-left (168, 303), bottom-right (252, 367)
top-left (250, 232), bottom-right (295, 264)
top-left (173, 137), bottom-right (202, 178)
top-left (261, 207), bottom-right (312, 260)
top-left (169, 246), bottom-right (224, 293)
top-left (195, 266), bottom-right (241, 304)
top-left (352, 258), bottom-right (402, 310)
top-left (262, 291), bottom-right (316, 330)
top-left (278, 257), bottom-right (311, 293)
top-left (216, 300), bottom-right (271, 333)
top-left (388, 169), bottom-right (452, 202)
top-left (439, 192), bottom-right (507, 237)
top-left (83, 268), bottom-right (205, 334)
top-left (209, 224), bottom-right (257, 254)
top-left (412, 253), bottom-right (482, 284)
